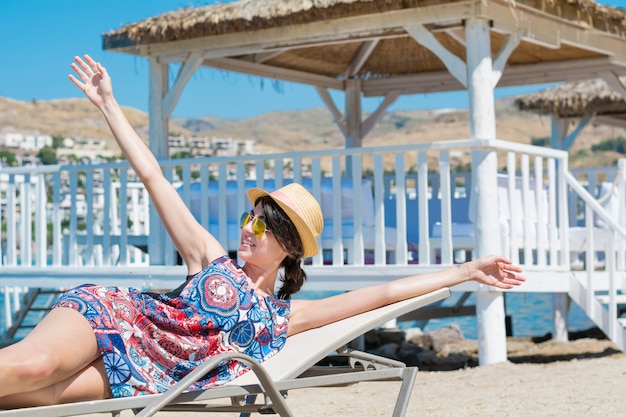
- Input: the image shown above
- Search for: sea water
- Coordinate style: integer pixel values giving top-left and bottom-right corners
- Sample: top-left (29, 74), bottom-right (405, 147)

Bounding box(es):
top-left (294, 291), bottom-right (596, 340)
top-left (422, 292), bottom-right (595, 339)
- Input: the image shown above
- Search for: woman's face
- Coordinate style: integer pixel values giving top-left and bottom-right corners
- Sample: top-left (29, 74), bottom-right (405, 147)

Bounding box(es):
top-left (238, 203), bottom-right (288, 266)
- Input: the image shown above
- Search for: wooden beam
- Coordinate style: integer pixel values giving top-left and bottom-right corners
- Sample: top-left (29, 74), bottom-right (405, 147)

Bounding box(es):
top-left (441, 26), bottom-right (466, 47)
top-left (563, 113), bottom-right (594, 151)
top-left (362, 90), bottom-right (400, 138)
top-left (315, 87), bottom-right (347, 138)
top-left (489, 1), bottom-right (560, 49)
top-left (492, 31), bottom-right (522, 88)
top-left (156, 32), bottom-right (409, 65)
top-left (594, 115), bottom-right (626, 129)
top-left (405, 24), bottom-right (467, 87)
top-left (489, 1), bottom-right (626, 63)
top-left (361, 57), bottom-right (626, 97)
top-left (254, 49), bottom-right (287, 64)
top-left (162, 51), bottom-right (203, 119)
top-left (345, 79), bottom-right (362, 148)
top-left (550, 116), bottom-right (569, 150)
top-left (344, 39), bottom-right (379, 78)
top-left (204, 57), bottom-right (342, 90)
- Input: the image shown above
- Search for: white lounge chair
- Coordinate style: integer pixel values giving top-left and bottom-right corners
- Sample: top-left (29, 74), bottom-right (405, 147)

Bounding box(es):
top-left (0, 288), bottom-right (450, 417)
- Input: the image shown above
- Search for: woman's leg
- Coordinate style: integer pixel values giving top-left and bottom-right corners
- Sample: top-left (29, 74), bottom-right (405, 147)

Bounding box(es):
top-left (0, 307), bottom-right (104, 403)
top-left (0, 357), bottom-right (110, 408)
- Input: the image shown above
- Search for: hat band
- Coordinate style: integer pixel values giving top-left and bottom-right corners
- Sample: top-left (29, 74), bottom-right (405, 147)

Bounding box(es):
top-left (271, 189), bottom-right (303, 218)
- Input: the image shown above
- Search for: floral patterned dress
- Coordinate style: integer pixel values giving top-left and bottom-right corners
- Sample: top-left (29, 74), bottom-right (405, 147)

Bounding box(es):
top-left (52, 256), bottom-right (290, 398)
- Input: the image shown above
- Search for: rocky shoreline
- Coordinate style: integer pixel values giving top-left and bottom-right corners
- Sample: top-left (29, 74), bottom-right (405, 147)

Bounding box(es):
top-left (334, 325), bottom-right (623, 371)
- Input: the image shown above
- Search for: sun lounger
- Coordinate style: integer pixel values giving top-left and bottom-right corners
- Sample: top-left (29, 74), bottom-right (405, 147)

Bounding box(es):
top-left (0, 287), bottom-right (449, 417)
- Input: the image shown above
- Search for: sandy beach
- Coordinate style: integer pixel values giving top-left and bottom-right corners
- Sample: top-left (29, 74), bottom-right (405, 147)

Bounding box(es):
top-left (97, 335), bottom-right (624, 417)
top-left (268, 337), bottom-right (626, 417)
top-left (284, 354), bottom-right (626, 417)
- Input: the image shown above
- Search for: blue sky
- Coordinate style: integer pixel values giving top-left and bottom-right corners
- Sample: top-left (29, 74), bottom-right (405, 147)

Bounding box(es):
top-left (1, 0), bottom-right (625, 119)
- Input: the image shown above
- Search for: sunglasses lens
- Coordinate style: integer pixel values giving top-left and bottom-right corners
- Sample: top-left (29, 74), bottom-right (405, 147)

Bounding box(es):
top-left (251, 218), bottom-right (266, 238)
top-left (240, 212), bottom-right (267, 238)
top-left (240, 212), bottom-right (251, 229)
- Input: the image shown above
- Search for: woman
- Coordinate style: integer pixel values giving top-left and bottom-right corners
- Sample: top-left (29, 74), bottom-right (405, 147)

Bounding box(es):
top-left (0, 55), bottom-right (524, 408)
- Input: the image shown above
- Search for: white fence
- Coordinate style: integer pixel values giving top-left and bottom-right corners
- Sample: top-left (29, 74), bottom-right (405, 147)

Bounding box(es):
top-left (2, 139), bottom-right (626, 348)
top-left (0, 139), bottom-right (573, 272)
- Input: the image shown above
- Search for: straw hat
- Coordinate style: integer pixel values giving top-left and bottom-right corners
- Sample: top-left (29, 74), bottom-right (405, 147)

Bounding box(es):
top-left (247, 183), bottom-right (323, 258)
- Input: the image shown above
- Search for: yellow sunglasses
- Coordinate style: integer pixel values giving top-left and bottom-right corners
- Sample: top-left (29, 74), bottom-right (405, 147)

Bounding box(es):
top-left (240, 212), bottom-right (271, 238)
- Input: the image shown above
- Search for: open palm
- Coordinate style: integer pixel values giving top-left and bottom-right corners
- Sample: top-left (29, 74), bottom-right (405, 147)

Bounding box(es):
top-left (68, 54), bottom-right (113, 108)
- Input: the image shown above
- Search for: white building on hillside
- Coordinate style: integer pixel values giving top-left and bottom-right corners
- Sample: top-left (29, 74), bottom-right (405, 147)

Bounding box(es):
top-left (1, 132), bottom-right (52, 151)
top-left (56, 137), bottom-right (115, 161)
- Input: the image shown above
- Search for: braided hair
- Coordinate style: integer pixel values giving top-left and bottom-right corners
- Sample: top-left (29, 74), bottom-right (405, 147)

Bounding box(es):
top-left (255, 196), bottom-right (307, 299)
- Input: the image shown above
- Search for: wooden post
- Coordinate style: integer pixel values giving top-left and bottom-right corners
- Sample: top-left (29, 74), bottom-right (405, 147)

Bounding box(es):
top-left (466, 17), bottom-right (508, 365)
top-left (148, 58), bottom-right (169, 265)
top-left (344, 79), bottom-right (362, 178)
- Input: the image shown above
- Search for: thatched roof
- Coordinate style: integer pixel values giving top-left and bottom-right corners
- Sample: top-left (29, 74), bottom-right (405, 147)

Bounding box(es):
top-left (101, 0), bottom-right (626, 99)
top-left (104, 0), bottom-right (626, 46)
top-left (514, 78), bottom-right (626, 118)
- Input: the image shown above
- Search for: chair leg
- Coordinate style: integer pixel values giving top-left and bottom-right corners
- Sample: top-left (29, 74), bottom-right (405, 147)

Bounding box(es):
top-left (239, 394), bottom-right (257, 417)
top-left (391, 367), bottom-right (418, 417)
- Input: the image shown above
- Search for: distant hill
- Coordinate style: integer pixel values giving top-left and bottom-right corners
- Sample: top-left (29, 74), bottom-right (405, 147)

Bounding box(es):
top-left (1, 95), bottom-right (623, 168)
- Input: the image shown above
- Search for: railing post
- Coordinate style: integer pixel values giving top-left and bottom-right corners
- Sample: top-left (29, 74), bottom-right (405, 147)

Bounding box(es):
top-left (373, 154), bottom-right (386, 265)
top-left (438, 151), bottom-right (452, 264)
top-left (618, 159), bottom-right (626, 272)
top-left (35, 172), bottom-right (47, 267)
top-left (20, 176), bottom-right (32, 266)
top-left (394, 154), bottom-right (408, 265)
top-left (417, 152), bottom-right (430, 264)
top-left (3, 287), bottom-right (11, 335)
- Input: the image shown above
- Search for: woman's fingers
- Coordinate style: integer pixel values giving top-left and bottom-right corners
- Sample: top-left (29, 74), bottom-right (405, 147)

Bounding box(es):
top-left (500, 270), bottom-right (525, 286)
top-left (83, 54), bottom-right (97, 67)
top-left (73, 55), bottom-right (100, 82)
top-left (70, 61), bottom-right (90, 85)
top-left (68, 73), bottom-right (83, 90)
top-left (75, 55), bottom-right (94, 73)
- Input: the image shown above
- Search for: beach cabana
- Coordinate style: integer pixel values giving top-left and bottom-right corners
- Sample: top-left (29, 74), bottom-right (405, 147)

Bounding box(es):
top-left (515, 77), bottom-right (626, 150)
top-left (99, 0), bottom-right (626, 365)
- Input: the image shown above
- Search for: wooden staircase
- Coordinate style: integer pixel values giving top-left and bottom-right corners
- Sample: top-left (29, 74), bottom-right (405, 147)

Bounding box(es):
top-left (568, 271), bottom-right (626, 352)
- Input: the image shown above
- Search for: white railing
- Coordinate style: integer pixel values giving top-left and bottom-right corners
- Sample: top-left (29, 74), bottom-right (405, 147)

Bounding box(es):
top-left (566, 160), bottom-right (626, 346)
top-left (3, 139), bottom-right (626, 349)
top-left (0, 140), bottom-right (570, 273)
top-left (0, 140), bottom-right (626, 347)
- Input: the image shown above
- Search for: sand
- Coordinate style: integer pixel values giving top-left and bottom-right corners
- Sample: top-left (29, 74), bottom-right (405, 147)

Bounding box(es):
top-left (99, 336), bottom-right (625, 417)
top-left (274, 337), bottom-right (626, 417)
top-left (284, 354), bottom-right (626, 416)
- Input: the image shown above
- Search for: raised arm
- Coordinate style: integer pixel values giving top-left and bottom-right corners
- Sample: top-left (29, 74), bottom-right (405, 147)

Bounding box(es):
top-left (288, 255), bottom-right (525, 336)
top-left (69, 54), bottom-right (226, 273)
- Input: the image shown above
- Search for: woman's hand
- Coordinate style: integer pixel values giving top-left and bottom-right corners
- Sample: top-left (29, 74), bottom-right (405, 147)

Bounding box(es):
top-left (68, 54), bottom-right (112, 108)
top-left (466, 255), bottom-right (525, 289)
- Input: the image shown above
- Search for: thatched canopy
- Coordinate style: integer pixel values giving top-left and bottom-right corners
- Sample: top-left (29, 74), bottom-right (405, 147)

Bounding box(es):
top-left (105, 0), bottom-right (626, 45)
top-left (514, 78), bottom-right (626, 128)
top-left (103, 0), bottom-right (626, 98)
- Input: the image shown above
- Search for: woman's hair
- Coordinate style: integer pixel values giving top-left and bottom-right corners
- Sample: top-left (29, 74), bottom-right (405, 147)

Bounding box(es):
top-left (256, 196), bottom-right (307, 299)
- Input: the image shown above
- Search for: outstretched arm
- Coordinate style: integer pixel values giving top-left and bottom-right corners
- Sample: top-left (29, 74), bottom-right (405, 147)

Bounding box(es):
top-left (69, 54), bottom-right (226, 273)
top-left (288, 255), bottom-right (525, 336)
